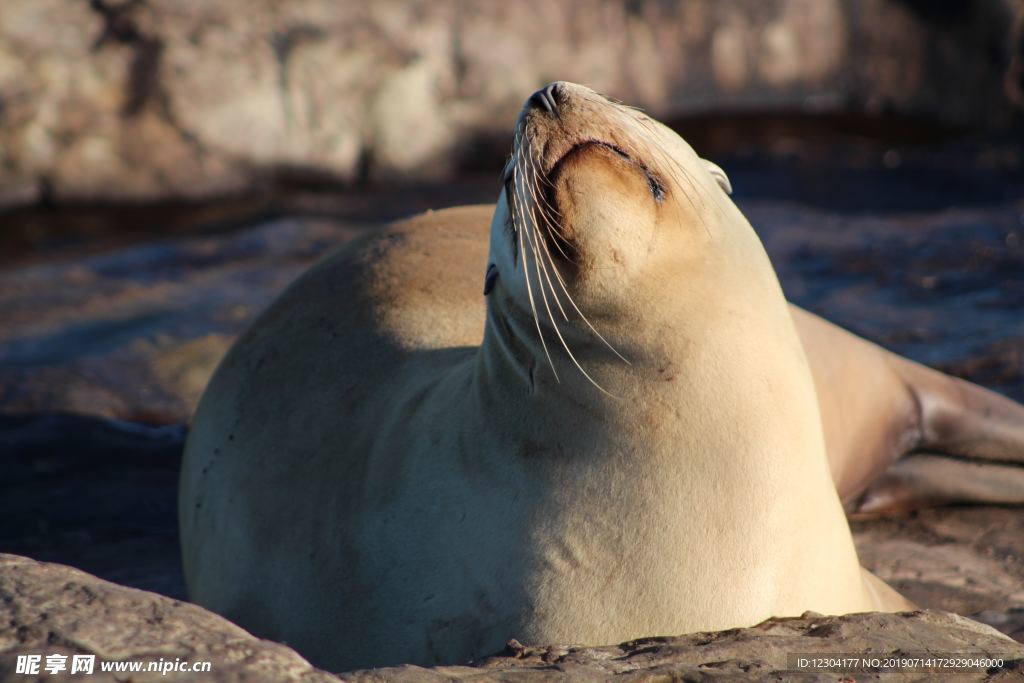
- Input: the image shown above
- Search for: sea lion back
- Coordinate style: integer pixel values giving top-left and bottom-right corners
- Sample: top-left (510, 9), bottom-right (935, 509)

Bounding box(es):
top-left (178, 206), bottom-right (491, 647)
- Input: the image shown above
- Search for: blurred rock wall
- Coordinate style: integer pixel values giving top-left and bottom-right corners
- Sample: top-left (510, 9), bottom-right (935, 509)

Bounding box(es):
top-left (1, 0), bottom-right (1022, 208)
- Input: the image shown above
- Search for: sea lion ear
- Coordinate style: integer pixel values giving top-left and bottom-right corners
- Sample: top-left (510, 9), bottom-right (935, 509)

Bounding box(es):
top-left (704, 160), bottom-right (732, 195)
top-left (483, 263), bottom-right (499, 296)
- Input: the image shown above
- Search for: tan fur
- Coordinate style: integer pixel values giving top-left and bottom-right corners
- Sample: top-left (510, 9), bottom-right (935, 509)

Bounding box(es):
top-left (180, 83), bottom-right (912, 672)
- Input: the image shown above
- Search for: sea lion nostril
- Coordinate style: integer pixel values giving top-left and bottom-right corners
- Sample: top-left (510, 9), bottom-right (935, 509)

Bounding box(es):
top-left (528, 84), bottom-right (560, 116)
top-left (544, 82), bottom-right (560, 106)
top-left (527, 90), bottom-right (553, 115)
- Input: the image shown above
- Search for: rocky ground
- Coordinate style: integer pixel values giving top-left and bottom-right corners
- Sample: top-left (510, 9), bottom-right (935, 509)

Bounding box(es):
top-left (2, 554), bottom-right (1022, 681)
top-left (1, 128), bottom-right (1023, 677)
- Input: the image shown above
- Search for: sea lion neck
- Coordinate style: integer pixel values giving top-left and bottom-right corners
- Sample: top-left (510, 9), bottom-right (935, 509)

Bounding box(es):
top-left (474, 279), bottom-right (685, 409)
top-left (475, 284), bottom-right (610, 404)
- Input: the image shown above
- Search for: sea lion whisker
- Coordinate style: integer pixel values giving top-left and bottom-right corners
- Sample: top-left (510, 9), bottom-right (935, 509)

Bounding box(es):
top-left (526, 213), bottom-right (619, 397)
top-left (521, 144), bottom-right (566, 226)
top-left (517, 138), bottom-right (628, 384)
top-left (536, 210), bottom-right (574, 262)
top-left (525, 149), bottom-right (561, 220)
top-left (534, 208), bottom-right (574, 260)
top-left (530, 168), bottom-right (574, 253)
top-left (518, 134), bottom-right (632, 367)
top-left (518, 180), bottom-right (572, 334)
top-left (526, 223), bottom-right (585, 388)
top-left (521, 181), bottom-right (584, 327)
top-left (528, 210), bottom-right (570, 323)
top-left (534, 218), bottom-right (631, 366)
top-left (524, 163), bottom-right (610, 395)
top-left (504, 134), bottom-right (525, 262)
top-left (512, 156), bottom-right (560, 383)
top-left (525, 152), bottom-right (574, 262)
top-left (522, 202), bottom-right (569, 330)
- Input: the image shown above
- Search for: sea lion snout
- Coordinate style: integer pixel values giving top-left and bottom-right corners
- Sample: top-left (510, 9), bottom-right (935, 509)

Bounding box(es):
top-left (504, 80), bottom-right (700, 312)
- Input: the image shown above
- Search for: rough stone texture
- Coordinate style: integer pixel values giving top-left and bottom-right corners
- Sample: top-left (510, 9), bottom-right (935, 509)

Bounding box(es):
top-left (0, 554), bottom-right (339, 682)
top-left (341, 612), bottom-right (1024, 680)
top-left (1, 0), bottom-right (1022, 208)
top-left (853, 507), bottom-right (1024, 643)
top-left (1, 555), bottom-right (1022, 681)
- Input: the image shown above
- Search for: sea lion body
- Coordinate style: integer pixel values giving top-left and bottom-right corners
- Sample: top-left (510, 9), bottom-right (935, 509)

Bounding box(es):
top-left (181, 203), bottom-right (893, 669)
top-left (185, 82), bottom-right (1021, 671)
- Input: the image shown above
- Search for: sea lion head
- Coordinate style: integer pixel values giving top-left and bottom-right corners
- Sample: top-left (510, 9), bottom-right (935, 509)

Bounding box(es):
top-left (484, 81), bottom-right (742, 390)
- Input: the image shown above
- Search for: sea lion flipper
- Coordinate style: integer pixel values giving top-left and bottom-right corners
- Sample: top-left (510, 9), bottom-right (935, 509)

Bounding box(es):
top-left (792, 304), bottom-right (1024, 509)
top-left (851, 452), bottom-right (1024, 516)
top-left (887, 353), bottom-right (1024, 467)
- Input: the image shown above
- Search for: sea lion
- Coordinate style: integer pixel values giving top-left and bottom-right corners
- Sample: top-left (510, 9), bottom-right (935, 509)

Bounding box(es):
top-left (179, 82), bottom-right (1022, 672)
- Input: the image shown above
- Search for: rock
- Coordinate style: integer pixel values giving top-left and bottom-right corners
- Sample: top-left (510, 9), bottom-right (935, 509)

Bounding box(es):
top-left (1, 554), bottom-right (1022, 681)
top-left (0, 554), bottom-right (339, 682)
top-left (852, 507), bottom-right (1024, 642)
top-left (0, 0), bottom-right (1021, 208)
top-left (342, 612), bottom-right (1024, 680)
